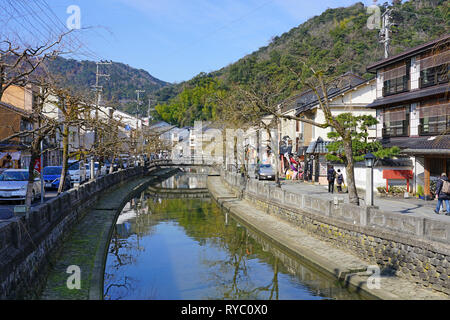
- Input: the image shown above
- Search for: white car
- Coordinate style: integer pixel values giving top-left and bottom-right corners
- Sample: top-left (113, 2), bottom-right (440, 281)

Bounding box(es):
top-left (0, 169), bottom-right (41, 203)
top-left (85, 162), bottom-right (105, 180)
top-left (68, 160), bottom-right (87, 186)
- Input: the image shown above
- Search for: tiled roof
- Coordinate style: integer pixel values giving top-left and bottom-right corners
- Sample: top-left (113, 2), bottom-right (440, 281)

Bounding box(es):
top-left (306, 139), bottom-right (333, 154)
top-left (366, 83), bottom-right (449, 109)
top-left (367, 34), bottom-right (450, 72)
top-left (381, 135), bottom-right (450, 150)
top-left (0, 101), bottom-right (31, 117)
top-left (292, 73), bottom-right (372, 116)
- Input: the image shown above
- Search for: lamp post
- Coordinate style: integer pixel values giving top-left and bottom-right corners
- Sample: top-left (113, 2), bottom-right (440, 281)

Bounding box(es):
top-left (364, 152), bottom-right (376, 206)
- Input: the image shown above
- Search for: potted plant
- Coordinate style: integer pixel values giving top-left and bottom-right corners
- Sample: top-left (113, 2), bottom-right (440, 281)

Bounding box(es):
top-left (417, 185), bottom-right (425, 200)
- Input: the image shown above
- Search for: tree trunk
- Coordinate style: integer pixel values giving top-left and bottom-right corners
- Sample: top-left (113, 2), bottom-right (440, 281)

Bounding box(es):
top-left (267, 127), bottom-right (281, 188)
top-left (25, 143), bottom-right (40, 209)
top-left (233, 136), bottom-right (238, 173)
top-left (58, 125), bottom-right (69, 194)
top-left (109, 156), bottom-right (115, 174)
top-left (90, 157), bottom-right (95, 181)
top-left (343, 138), bottom-right (359, 205)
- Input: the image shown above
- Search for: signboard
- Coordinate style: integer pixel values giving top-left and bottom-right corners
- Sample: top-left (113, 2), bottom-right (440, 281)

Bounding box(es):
top-left (382, 170), bottom-right (413, 180)
top-left (34, 158), bottom-right (41, 173)
top-left (383, 169), bottom-right (413, 192)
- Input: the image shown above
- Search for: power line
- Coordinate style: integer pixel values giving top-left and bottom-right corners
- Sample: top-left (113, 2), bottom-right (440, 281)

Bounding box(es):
top-left (166, 0), bottom-right (276, 59)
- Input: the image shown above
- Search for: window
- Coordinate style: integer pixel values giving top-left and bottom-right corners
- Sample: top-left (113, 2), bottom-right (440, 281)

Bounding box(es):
top-left (420, 64), bottom-right (449, 88)
top-left (418, 49), bottom-right (449, 88)
top-left (383, 76), bottom-right (409, 96)
top-left (418, 98), bottom-right (450, 135)
top-left (382, 105), bottom-right (410, 137)
top-left (382, 61), bottom-right (410, 96)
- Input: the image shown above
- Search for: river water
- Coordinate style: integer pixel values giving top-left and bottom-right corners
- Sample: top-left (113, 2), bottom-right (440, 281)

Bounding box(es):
top-left (103, 173), bottom-right (366, 300)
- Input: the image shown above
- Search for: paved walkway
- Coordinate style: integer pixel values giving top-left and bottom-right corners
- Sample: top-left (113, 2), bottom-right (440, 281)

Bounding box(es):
top-left (209, 176), bottom-right (449, 300)
top-left (262, 179), bottom-right (450, 222)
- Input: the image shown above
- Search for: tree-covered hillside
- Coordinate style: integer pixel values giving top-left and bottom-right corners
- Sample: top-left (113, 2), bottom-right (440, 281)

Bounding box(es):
top-left (45, 56), bottom-right (169, 113)
top-left (152, 0), bottom-right (449, 127)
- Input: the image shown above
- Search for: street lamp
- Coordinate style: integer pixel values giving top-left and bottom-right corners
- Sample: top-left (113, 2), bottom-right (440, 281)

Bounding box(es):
top-left (364, 152), bottom-right (376, 206)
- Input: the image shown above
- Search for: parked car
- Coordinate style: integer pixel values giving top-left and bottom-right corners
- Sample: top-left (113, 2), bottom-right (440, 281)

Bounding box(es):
top-left (68, 160), bottom-right (87, 186)
top-left (257, 164), bottom-right (276, 180)
top-left (42, 166), bottom-right (71, 191)
top-left (104, 160), bottom-right (119, 173)
top-left (0, 169), bottom-right (41, 203)
top-left (85, 162), bottom-right (103, 180)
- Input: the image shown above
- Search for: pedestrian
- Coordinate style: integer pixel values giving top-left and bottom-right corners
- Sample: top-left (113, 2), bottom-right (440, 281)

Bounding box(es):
top-left (327, 165), bottom-right (336, 193)
top-left (434, 173), bottom-right (450, 215)
top-left (3, 154), bottom-right (12, 169)
top-left (336, 169), bottom-right (344, 193)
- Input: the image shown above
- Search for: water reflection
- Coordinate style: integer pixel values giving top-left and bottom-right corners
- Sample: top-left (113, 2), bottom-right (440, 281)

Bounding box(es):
top-left (104, 178), bottom-right (365, 300)
top-left (157, 170), bottom-right (207, 189)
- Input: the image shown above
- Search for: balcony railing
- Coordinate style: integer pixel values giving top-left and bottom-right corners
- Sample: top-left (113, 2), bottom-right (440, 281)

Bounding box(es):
top-left (382, 125), bottom-right (409, 138)
top-left (382, 76), bottom-right (410, 97)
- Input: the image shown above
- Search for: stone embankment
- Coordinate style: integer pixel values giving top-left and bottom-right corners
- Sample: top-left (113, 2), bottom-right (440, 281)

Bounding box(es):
top-left (0, 161), bottom-right (173, 300)
top-left (208, 172), bottom-right (450, 299)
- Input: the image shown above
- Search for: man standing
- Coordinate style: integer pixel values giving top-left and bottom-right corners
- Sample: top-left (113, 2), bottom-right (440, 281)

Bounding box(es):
top-left (434, 173), bottom-right (450, 215)
top-left (327, 165), bottom-right (336, 194)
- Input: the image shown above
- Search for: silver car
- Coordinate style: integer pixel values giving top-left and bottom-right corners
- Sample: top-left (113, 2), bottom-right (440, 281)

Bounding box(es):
top-left (257, 164), bottom-right (276, 180)
top-left (0, 169), bottom-right (41, 203)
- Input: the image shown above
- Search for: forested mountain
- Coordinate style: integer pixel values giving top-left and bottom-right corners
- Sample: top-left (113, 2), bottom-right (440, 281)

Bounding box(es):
top-left (152, 0), bottom-right (449, 127)
top-left (45, 56), bottom-right (169, 115)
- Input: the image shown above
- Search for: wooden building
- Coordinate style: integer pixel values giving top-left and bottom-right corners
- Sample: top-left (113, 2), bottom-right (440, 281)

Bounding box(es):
top-left (366, 35), bottom-right (450, 199)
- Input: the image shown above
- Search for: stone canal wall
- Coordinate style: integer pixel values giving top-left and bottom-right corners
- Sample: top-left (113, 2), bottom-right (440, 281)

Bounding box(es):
top-left (221, 171), bottom-right (450, 295)
top-left (0, 163), bottom-right (168, 300)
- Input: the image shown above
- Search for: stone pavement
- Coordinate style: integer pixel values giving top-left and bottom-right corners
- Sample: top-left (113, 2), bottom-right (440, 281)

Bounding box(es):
top-left (208, 176), bottom-right (449, 300)
top-left (268, 179), bottom-right (450, 222)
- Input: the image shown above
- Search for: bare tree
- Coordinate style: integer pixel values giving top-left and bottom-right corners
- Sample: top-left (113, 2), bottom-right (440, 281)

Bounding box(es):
top-left (0, 31), bottom-right (71, 100)
top-left (0, 79), bottom-right (61, 207)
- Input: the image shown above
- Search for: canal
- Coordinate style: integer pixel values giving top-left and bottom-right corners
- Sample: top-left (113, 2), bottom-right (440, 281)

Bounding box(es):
top-left (103, 172), bottom-right (366, 300)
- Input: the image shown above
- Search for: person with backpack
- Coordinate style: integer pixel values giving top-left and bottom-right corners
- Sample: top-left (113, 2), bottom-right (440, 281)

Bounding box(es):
top-left (434, 173), bottom-right (450, 215)
top-left (336, 169), bottom-right (344, 193)
top-left (327, 165), bottom-right (336, 193)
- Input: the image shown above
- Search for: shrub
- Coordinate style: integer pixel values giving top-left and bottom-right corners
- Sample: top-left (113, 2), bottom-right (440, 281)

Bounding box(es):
top-left (377, 186), bottom-right (387, 194)
top-left (417, 185), bottom-right (424, 197)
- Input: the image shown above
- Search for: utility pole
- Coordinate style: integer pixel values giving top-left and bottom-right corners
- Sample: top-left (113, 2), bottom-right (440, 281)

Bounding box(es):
top-left (379, 8), bottom-right (393, 59)
top-left (135, 90), bottom-right (145, 128)
top-left (91, 60), bottom-right (112, 179)
top-left (135, 90), bottom-right (145, 165)
top-left (147, 98), bottom-right (155, 122)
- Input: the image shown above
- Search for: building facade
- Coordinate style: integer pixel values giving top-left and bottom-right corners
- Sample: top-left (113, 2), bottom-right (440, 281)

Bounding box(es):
top-left (280, 73), bottom-right (377, 184)
top-left (366, 35), bottom-right (450, 198)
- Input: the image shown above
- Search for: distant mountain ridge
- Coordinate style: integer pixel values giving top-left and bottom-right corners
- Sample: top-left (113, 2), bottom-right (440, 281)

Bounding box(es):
top-left (46, 56), bottom-right (169, 108)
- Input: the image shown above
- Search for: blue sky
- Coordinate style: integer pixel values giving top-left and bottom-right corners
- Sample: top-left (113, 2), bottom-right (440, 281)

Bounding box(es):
top-left (46, 0), bottom-right (378, 83)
